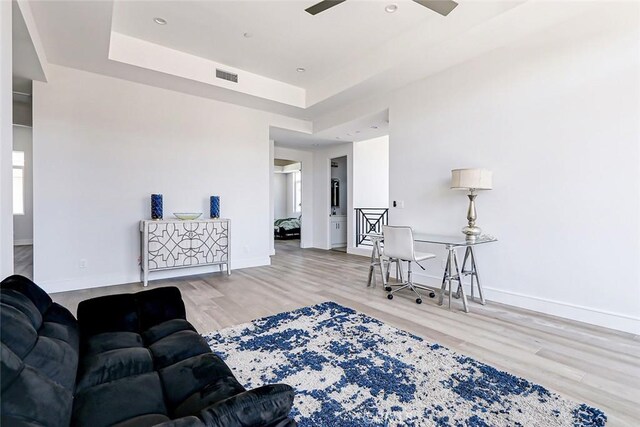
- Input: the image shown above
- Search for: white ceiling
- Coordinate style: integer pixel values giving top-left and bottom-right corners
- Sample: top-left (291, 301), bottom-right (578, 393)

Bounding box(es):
top-left (25, 0), bottom-right (600, 147)
top-left (111, 0), bottom-right (436, 87)
top-left (271, 109), bottom-right (389, 149)
top-left (12, 1), bottom-right (45, 86)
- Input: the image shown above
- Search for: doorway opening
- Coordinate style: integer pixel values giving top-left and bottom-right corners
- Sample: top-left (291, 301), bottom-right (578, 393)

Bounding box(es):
top-left (12, 82), bottom-right (34, 279)
top-left (329, 156), bottom-right (347, 252)
top-left (273, 158), bottom-right (302, 253)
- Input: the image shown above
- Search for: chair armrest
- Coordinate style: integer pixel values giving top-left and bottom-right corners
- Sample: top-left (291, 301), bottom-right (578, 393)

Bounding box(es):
top-left (200, 384), bottom-right (295, 427)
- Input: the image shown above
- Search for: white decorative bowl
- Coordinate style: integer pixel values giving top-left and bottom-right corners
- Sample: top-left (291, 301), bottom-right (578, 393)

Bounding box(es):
top-left (173, 212), bottom-right (202, 220)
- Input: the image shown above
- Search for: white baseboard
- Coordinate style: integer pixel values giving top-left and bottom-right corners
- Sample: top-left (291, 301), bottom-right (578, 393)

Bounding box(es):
top-left (347, 246), bottom-right (372, 257)
top-left (411, 271), bottom-right (640, 335)
top-left (42, 256), bottom-right (271, 294)
top-left (14, 239), bottom-right (33, 246)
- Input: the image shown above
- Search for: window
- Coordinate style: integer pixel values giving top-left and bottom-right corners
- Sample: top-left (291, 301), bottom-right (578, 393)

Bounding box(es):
top-left (13, 151), bottom-right (25, 215)
top-left (293, 171), bottom-right (302, 213)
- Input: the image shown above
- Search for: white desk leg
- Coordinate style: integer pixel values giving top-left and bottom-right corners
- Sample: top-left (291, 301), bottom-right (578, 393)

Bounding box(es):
top-left (367, 243), bottom-right (377, 287)
top-left (453, 250), bottom-right (469, 313)
top-left (438, 251), bottom-right (450, 306)
top-left (471, 247), bottom-right (485, 304)
top-left (456, 247), bottom-right (471, 300)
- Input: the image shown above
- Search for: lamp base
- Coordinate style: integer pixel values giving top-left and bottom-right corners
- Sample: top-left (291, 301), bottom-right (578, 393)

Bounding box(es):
top-left (462, 225), bottom-right (481, 242)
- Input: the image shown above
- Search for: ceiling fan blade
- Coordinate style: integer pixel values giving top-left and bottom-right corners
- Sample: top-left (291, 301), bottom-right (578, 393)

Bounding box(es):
top-left (305, 0), bottom-right (347, 16)
top-left (412, 0), bottom-right (458, 16)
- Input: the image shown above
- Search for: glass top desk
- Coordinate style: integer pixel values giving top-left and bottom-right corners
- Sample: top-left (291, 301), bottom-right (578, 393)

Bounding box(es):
top-left (366, 233), bottom-right (497, 312)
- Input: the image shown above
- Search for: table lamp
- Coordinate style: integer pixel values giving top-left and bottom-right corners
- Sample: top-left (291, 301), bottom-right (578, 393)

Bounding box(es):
top-left (451, 168), bottom-right (493, 241)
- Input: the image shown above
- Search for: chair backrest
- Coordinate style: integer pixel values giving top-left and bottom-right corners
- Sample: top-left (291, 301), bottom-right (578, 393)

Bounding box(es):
top-left (382, 225), bottom-right (415, 261)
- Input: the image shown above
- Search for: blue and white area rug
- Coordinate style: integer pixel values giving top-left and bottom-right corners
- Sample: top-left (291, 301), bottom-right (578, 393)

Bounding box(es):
top-left (204, 302), bottom-right (606, 426)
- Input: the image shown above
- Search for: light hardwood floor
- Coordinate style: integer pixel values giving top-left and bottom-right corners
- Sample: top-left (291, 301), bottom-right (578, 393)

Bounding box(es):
top-left (14, 245), bottom-right (33, 280)
top-left (52, 240), bottom-right (640, 426)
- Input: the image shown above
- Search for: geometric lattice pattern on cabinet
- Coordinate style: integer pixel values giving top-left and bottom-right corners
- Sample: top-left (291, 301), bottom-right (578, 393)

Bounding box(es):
top-left (140, 219), bottom-right (230, 286)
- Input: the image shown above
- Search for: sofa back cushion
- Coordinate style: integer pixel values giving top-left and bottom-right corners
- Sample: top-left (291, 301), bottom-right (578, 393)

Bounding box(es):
top-left (1, 275), bottom-right (79, 427)
top-left (77, 293), bottom-right (139, 339)
top-left (136, 287), bottom-right (186, 331)
top-left (77, 287), bottom-right (187, 340)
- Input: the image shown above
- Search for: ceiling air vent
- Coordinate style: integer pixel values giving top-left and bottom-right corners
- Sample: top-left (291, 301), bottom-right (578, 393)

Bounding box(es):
top-left (216, 69), bottom-right (238, 83)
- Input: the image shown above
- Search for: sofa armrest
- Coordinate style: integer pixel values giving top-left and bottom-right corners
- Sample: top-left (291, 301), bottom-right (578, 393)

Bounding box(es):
top-left (200, 384), bottom-right (295, 427)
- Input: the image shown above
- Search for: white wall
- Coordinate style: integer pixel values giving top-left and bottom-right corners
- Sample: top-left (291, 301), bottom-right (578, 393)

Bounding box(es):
top-left (273, 146), bottom-right (314, 249)
top-left (32, 64), bottom-right (309, 292)
top-left (13, 125), bottom-right (32, 244)
top-left (388, 5), bottom-right (640, 333)
top-left (273, 173), bottom-right (287, 219)
top-left (353, 135), bottom-right (389, 208)
top-left (284, 172), bottom-right (298, 219)
top-left (0, 1), bottom-right (13, 278)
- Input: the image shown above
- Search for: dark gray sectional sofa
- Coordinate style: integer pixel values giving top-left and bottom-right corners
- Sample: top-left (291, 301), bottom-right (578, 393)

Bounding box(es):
top-left (0, 275), bottom-right (296, 427)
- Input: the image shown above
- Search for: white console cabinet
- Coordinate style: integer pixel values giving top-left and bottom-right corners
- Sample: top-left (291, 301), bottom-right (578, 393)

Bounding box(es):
top-left (140, 219), bottom-right (230, 286)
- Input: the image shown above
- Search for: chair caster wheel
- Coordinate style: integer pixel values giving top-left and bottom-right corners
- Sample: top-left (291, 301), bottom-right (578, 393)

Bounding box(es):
top-left (429, 292), bottom-right (436, 298)
top-left (416, 298), bottom-right (422, 304)
top-left (384, 287), bottom-right (392, 292)
top-left (387, 294), bottom-right (393, 300)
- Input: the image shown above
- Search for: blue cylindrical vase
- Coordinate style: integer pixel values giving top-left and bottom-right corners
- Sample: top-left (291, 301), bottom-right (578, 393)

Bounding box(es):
top-left (151, 194), bottom-right (163, 220)
top-left (210, 196), bottom-right (220, 218)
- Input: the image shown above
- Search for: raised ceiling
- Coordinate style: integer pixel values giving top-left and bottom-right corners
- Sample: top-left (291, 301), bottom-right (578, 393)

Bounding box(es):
top-left (28, 1), bottom-right (530, 113)
top-left (111, 1), bottom-right (436, 87)
top-left (26, 0), bottom-right (599, 143)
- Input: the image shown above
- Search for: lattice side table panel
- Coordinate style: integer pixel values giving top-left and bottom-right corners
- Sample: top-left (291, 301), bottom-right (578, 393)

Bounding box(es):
top-left (147, 222), bottom-right (192, 269)
top-left (190, 221), bottom-right (229, 265)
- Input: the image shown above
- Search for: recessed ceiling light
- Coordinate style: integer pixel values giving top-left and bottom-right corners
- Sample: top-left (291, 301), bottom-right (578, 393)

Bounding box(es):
top-left (153, 17), bottom-right (167, 25)
top-left (335, 136), bottom-right (341, 140)
top-left (312, 143), bottom-right (320, 146)
top-left (385, 4), bottom-right (398, 13)
top-left (355, 130), bottom-right (361, 134)
top-left (370, 125), bottom-right (379, 129)
top-left (296, 67), bottom-right (306, 73)
top-left (243, 32), bottom-right (253, 38)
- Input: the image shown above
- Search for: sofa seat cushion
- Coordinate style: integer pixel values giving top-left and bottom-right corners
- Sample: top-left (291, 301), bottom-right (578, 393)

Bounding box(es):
top-left (84, 331), bottom-right (143, 357)
top-left (149, 330), bottom-right (211, 369)
top-left (160, 353), bottom-right (245, 412)
top-left (111, 414), bottom-right (172, 427)
top-left (200, 384), bottom-right (295, 427)
top-left (143, 319), bottom-right (196, 345)
top-left (154, 416), bottom-right (206, 427)
top-left (23, 335), bottom-right (78, 391)
top-left (72, 372), bottom-right (168, 427)
top-left (76, 347), bottom-right (154, 393)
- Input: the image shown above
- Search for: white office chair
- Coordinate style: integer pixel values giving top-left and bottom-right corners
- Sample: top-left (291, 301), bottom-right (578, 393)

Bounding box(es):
top-left (382, 225), bottom-right (436, 304)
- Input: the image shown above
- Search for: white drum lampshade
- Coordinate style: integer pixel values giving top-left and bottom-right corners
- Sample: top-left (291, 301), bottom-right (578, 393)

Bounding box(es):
top-left (451, 168), bottom-right (493, 190)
